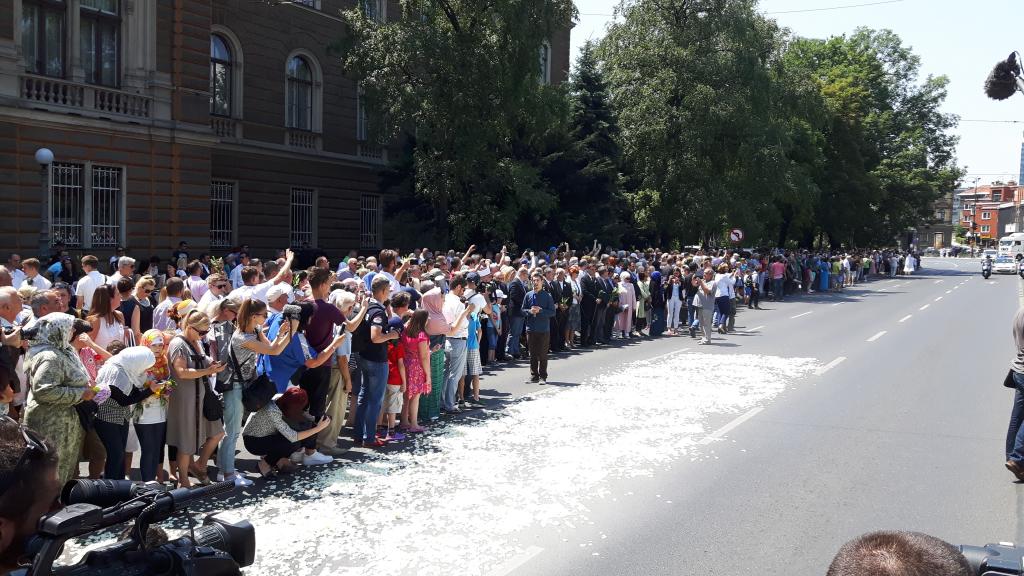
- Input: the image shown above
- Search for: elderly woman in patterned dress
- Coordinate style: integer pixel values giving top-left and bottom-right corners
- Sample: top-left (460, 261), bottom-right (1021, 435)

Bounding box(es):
top-left (23, 312), bottom-right (97, 485)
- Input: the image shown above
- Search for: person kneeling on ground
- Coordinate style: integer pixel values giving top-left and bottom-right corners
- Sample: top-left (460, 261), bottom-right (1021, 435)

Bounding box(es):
top-left (242, 387), bottom-right (331, 476)
top-left (826, 531), bottom-right (970, 576)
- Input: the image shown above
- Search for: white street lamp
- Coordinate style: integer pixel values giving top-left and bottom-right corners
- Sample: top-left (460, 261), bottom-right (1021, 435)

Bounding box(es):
top-left (36, 148), bottom-right (53, 258)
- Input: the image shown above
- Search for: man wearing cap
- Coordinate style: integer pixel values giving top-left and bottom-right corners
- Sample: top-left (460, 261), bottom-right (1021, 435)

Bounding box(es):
top-left (523, 271), bottom-right (556, 384)
top-left (265, 283), bottom-right (292, 324)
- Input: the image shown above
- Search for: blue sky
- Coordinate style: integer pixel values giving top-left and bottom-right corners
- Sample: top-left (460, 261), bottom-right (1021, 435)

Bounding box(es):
top-left (569, 0), bottom-right (1024, 187)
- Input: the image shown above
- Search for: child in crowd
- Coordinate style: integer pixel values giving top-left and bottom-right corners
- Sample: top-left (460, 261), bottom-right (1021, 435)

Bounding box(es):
top-left (383, 317), bottom-right (406, 441)
top-left (463, 298), bottom-right (483, 407)
top-left (399, 310), bottom-right (431, 433)
top-left (486, 287), bottom-right (502, 364)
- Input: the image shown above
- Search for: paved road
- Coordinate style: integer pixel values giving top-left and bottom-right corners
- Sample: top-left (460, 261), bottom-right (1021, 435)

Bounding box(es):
top-left (498, 258), bottom-right (1023, 576)
top-left (67, 258), bottom-right (1022, 576)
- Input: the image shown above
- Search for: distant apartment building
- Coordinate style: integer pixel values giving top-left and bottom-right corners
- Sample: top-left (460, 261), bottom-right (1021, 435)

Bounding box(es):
top-left (957, 182), bottom-right (1021, 242)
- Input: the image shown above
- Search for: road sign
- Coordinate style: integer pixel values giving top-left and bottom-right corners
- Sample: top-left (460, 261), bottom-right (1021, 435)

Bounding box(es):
top-left (729, 228), bottom-right (744, 244)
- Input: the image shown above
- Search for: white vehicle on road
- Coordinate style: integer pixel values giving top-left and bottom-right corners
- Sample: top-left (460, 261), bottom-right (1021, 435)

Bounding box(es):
top-left (993, 255), bottom-right (1019, 274)
top-left (999, 232), bottom-right (1024, 260)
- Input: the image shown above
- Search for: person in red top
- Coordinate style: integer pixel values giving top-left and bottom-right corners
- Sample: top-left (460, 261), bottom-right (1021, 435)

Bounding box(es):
top-left (383, 317), bottom-right (407, 441)
top-left (769, 257), bottom-right (787, 302)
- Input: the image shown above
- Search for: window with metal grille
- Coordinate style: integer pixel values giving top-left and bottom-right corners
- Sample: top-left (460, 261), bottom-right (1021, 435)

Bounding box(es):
top-left (290, 187), bottom-right (315, 247)
top-left (51, 163), bottom-right (83, 247)
top-left (49, 163), bottom-right (123, 248)
top-left (90, 166), bottom-right (121, 246)
top-left (360, 194), bottom-right (381, 250)
top-left (210, 181), bottom-right (235, 248)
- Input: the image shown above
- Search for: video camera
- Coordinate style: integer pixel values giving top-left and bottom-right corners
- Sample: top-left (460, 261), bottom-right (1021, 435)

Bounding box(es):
top-left (13, 479), bottom-right (254, 576)
top-left (961, 543), bottom-right (1024, 575)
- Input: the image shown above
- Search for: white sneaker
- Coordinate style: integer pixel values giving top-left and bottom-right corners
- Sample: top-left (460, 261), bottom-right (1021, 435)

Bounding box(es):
top-left (215, 473), bottom-right (226, 482)
top-left (302, 450), bottom-right (334, 465)
top-left (289, 450), bottom-right (304, 464)
top-left (233, 475), bottom-right (254, 488)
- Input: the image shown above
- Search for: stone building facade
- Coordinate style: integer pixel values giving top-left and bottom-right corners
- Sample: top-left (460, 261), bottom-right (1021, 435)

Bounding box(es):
top-left (0, 0), bottom-right (571, 262)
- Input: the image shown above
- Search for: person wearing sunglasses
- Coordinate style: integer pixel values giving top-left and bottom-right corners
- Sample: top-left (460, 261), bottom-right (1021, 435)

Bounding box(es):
top-left (0, 416), bottom-right (59, 575)
top-left (167, 310), bottom-right (226, 487)
top-left (197, 273), bottom-right (229, 311)
top-left (128, 276), bottom-right (156, 344)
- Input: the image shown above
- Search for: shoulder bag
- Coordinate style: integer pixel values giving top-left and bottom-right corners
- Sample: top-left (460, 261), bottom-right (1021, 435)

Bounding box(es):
top-left (174, 336), bottom-right (223, 422)
top-left (228, 334), bottom-right (276, 412)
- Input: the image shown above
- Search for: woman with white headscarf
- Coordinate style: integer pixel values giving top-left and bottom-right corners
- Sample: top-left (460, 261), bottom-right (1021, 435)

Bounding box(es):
top-left (23, 312), bottom-right (97, 485)
top-left (614, 271), bottom-right (636, 339)
top-left (93, 346), bottom-right (157, 479)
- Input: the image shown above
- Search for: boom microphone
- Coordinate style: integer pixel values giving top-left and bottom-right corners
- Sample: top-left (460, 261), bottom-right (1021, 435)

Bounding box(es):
top-left (984, 52), bottom-right (1022, 100)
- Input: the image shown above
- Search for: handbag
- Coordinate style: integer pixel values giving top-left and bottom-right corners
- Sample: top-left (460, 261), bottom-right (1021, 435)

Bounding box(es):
top-left (227, 336), bottom-right (276, 412)
top-left (1005, 369), bottom-right (1018, 389)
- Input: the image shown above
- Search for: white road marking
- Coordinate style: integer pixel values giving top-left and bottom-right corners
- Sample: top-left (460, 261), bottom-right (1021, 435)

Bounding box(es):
top-left (934, 296), bottom-right (943, 302)
top-left (898, 315), bottom-right (912, 323)
top-left (934, 279), bottom-right (943, 284)
top-left (646, 348), bottom-right (690, 363)
top-left (816, 356), bottom-right (847, 375)
top-left (878, 288), bottom-right (888, 292)
top-left (945, 290), bottom-right (952, 294)
top-left (487, 546), bottom-right (545, 576)
top-left (747, 326), bottom-right (765, 333)
top-left (790, 311), bottom-right (813, 319)
top-left (866, 331), bottom-right (887, 342)
top-left (919, 304), bottom-right (930, 311)
top-left (699, 406), bottom-right (765, 445)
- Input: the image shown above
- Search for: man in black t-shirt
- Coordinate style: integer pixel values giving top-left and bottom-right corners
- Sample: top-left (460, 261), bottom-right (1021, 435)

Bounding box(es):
top-left (352, 275), bottom-right (399, 448)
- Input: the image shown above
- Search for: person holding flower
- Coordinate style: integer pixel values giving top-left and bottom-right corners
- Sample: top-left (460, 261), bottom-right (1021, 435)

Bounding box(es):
top-left (22, 313), bottom-right (97, 485)
top-left (135, 329), bottom-right (173, 482)
top-left (93, 346), bottom-right (157, 479)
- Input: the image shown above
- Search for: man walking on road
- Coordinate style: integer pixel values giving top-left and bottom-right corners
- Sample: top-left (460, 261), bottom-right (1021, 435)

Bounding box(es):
top-left (523, 271), bottom-right (556, 384)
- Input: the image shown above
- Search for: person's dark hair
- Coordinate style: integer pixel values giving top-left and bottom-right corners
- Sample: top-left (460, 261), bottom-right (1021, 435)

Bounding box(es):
top-left (826, 531), bottom-right (971, 576)
top-left (390, 291), bottom-right (411, 310)
top-left (237, 298), bottom-right (268, 333)
top-left (405, 309), bottom-right (428, 337)
top-left (186, 260), bottom-right (203, 276)
top-left (116, 276), bottom-right (134, 295)
top-left (106, 340), bottom-right (126, 355)
top-left (0, 418), bottom-right (58, 523)
top-left (164, 277), bottom-right (184, 298)
top-left (241, 266), bottom-right (260, 284)
top-left (29, 291), bottom-right (54, 318)
top-left (379, 249), bottom-right (398, 271)
top-left (88, 284), bottom-right (118, 324)
top-left (148, 255), bottom-right (160, 266)
top-left (448, 274), bottom-right (467, 290)
top-left (299, 266), bottom-right (328, 291)
top-left (371, 275), bottom-right (391, 296)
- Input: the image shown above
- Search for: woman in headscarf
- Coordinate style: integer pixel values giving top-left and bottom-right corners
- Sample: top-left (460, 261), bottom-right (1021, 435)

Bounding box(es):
top-left (648, 270), bottom-right (665, 337)
top-left (23, 313), bottom-right (97, 485)
top-left (614, 271), bottom-right (636, 339)
top-left (93, 346), bottom-right (156, 479)
top-left (135, 329), bottom-right (172, 482)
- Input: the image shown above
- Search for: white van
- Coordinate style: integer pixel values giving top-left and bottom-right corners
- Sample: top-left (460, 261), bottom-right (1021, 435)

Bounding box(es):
top-left (999, 232), bottom-right (1024, 260)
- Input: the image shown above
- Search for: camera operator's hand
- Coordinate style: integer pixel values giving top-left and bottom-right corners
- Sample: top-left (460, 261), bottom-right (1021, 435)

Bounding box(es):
top-left (1, 326), bottom-right (21, 348)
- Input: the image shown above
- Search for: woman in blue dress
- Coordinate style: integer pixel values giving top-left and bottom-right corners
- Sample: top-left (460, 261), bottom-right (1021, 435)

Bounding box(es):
top-left (818, 258), bottom-right (830, 292)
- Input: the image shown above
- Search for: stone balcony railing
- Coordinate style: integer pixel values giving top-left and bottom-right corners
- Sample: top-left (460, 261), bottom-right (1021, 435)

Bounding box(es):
top-left (286, 129), bottom-right (322, 151)
top-left (357, 142), bottom-right (387, 163)
top-left (210, 116), bottom-right (240, 139)
top-left (21, 74), bottom-right (152, 120)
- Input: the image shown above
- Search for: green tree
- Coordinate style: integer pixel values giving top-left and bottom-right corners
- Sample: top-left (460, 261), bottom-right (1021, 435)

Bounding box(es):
top-left (541, 41), bottom-right (626, 247)
top-left (337, 0), bottom-right (576, 246)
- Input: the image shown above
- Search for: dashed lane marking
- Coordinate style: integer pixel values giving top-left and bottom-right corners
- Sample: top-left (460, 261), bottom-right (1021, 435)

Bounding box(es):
top-left (899, 315), bottom-right (912, 323)
top-left (746, 326), bottom-right (765, 333)
top-left (699, 406), bottom-right (765, 445)
top-left (816, 356), bottom-right (847, 376)
top-left (866, 331), bottom-right (887, 342)
top-left (919, 304), bottom-right (930, 311)
top-left (791, 311), bottom-right (813, 319)
top-left (934, 279), bottom-right (943, 284)
top-left (934, 296), bottom-right (943, 302)
top-left (487, 546), bottom-right (546, 576)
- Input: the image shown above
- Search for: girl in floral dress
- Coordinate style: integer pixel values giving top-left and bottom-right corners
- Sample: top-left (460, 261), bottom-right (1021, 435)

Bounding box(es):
top-left (135, 329), bottom-right (173, 482)
top-left (399, 310), bottom-right (431, 433)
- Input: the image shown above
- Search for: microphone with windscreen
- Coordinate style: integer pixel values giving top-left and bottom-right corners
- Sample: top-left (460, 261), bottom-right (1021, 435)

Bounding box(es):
top-left (984, 52), bottom-right (1022, 100)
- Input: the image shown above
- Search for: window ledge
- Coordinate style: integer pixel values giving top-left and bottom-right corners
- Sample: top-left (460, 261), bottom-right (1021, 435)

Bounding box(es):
top-left (286, 128), bottom-right (322, 151)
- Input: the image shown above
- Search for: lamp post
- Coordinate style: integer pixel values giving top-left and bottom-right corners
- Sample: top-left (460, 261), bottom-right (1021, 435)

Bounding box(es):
top-left (35, 148), bottom-right (54, 259)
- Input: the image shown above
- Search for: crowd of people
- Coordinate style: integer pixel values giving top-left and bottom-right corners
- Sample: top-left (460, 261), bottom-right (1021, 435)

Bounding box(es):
top-left (0, 242), bottom-right (922, 489)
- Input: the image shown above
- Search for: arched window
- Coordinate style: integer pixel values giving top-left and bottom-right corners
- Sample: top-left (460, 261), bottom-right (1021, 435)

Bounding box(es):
top-left (210, 34), bottom-right (232, 117)
top-left (539, 41), bottom-right (551, 85)
top-left (287, 55), bottom-right (314, 131)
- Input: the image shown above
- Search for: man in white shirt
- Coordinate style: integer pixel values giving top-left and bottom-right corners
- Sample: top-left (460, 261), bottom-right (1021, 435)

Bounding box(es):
top-left (184, 260), bottom-right (209, 302)
top-left (18, 259), bottom-right (51, 291)
top-left (229, 249), bottom-right (294, 304)
top-left (376, 249), bottom-right (409, 297)
top-left (6, 254), bottom-right (24, 289)
top-left (75, 255), bottom-right (107, 313)
top-left (107, 256), bottom-right (136, 287)
top-left (442, 275), bottom-right (470, 413)
top-left (197, 272), bottom-right (229, 309)
top-left (229, 252), bottom-right (251, 289)
top-left (152, 277), bottom-right (184, 332)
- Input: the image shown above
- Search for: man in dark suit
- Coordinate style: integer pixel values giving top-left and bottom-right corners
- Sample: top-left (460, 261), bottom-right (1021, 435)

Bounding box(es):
top-left (544, 268), bottom-right (562, 352)
top-left (601, 269), bottom-right (617, 343)
top-left (505, 267), bottom-right (528, 360)
top-left (579, 260), bottom-right (599, 346)
top-left (594, 266), bottom-right (611, 345)
top-left (554, 268), bottom-right (572, 350)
